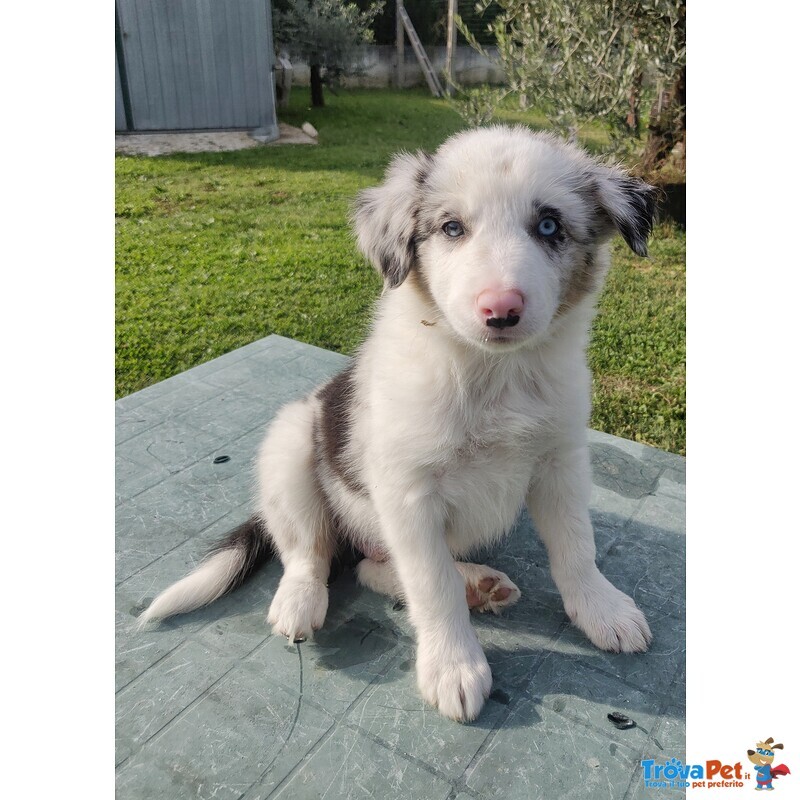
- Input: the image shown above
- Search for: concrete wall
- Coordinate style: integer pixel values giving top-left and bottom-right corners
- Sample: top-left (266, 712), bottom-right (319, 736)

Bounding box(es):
top-left (288, 45), bottom-right (506, 89)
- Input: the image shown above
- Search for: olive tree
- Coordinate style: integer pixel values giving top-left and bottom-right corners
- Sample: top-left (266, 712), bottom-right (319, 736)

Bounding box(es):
top-left (273, 0), bottom-right (384, 107)
top-left (458, 0), bottom-right (685, 168)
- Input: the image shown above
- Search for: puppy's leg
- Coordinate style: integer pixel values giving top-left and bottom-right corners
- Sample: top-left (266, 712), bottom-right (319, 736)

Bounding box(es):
top-left (257, 399), bottom-right (333, 641)
top-left (372, 487), bottom-right (492, 722)
top-left (357, 559), bottom-right (520, 614)
top-left (527, 444), bottom-right (652, 653)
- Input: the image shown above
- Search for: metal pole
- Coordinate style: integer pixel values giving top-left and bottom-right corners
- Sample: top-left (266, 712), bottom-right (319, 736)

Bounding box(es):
top-left (396, 0), bottom-right (405, 89)
top-left (445, 0), bottom-right (457, 96)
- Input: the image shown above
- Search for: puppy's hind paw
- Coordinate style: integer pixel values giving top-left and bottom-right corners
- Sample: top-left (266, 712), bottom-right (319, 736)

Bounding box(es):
top-left (457, 562), bottom-right (521, 614)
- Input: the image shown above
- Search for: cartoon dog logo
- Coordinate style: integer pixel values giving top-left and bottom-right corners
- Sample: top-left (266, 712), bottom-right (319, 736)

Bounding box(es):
top-left (747, 738), bottom-right (791, 790)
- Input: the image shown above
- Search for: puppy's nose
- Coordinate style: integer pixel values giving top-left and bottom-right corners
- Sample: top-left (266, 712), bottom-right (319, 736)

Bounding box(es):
top-left (477, 289), bottom-right (524, 328)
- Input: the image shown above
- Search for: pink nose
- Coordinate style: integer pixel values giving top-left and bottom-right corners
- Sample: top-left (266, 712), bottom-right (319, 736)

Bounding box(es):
top-left (476, 289), bottom-right (525, 321)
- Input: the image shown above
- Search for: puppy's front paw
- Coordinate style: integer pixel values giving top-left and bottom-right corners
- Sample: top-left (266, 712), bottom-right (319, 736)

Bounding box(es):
top-left (267, 576), bottom-right (328, 641)
top-left (565, 573), bottom-right (652, 653)
top-left (416, 629), bottom-right (492, 722)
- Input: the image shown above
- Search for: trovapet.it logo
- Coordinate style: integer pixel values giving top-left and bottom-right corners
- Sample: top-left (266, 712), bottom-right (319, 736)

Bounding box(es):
top-left (641, 758), bottom-right (745, 790)
top-left (641, 736), bottom-right (791, 791)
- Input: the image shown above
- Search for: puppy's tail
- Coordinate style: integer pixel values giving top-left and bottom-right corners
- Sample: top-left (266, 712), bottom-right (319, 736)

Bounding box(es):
top-left (136, 515), bottom-right (274, 628)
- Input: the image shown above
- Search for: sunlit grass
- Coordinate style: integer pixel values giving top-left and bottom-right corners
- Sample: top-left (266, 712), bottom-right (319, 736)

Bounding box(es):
top-left (116, 89), bottom-right (685, 453)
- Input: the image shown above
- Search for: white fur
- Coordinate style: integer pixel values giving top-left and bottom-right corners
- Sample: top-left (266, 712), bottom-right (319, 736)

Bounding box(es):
top-left (258, 128), bottom-right (653, 721)
top-left (137, 549), bottom-right (241, 628)
top-left (144, 126), bottom-right (654, 723)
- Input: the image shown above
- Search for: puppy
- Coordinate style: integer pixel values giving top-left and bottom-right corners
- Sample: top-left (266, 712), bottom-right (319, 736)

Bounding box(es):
top-left (139, 125), bottom-right (656, 722)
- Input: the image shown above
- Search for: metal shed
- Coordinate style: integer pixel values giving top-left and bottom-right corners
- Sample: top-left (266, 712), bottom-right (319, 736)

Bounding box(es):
top-left (115, 0), bottom-right (278, 141)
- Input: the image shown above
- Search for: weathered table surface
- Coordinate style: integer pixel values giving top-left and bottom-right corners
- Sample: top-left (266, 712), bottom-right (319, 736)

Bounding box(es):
top-left (116, 335), bottom-right (686, 800)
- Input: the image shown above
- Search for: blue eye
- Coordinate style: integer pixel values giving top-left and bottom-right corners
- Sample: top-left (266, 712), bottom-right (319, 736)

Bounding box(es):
top-left (443, 220), bottom-right (464, 238)
top-left (537, 216), bottom-right (559, 237)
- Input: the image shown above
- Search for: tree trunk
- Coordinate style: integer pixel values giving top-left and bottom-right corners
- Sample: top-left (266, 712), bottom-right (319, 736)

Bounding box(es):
top-left (626, 71), bottom-right (643, 138)
top-left (640, 66), bottom-right (686, 175)
top-left (310, 63), bottom-right (325, 108)
top-left (626, 25), bottom-right (642, 137)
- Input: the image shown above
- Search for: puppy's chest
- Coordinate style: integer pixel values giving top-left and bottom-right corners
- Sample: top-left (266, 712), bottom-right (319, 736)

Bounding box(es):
top-left (436, 384), bottom-right (557, 472)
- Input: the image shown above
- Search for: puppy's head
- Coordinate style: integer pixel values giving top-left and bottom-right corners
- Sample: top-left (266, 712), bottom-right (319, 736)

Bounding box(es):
top-left (354, 126), bottom-right (657, 351)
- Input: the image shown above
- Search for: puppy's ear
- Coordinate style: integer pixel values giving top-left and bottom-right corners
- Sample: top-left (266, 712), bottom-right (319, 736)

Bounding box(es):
top-left (353, 151), bottom-right (432, 288)
top-left (593, 167), bottom-right (658, 257)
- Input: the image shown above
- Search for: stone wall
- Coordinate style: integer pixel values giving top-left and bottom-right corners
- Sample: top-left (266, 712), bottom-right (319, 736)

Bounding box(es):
top-left (286, 45), bottom-right (505, 89)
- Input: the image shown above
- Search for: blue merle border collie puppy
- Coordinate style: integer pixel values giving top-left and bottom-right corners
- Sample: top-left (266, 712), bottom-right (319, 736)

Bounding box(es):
top-left (140, 125), bottom-right (657, 722)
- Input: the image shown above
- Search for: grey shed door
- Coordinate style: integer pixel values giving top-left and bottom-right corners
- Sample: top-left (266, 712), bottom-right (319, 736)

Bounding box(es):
top-left (116, 0), bottom-right (277, 132)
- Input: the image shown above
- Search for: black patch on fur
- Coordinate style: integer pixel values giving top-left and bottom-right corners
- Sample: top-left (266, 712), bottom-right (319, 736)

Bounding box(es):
top-left (371, 208), bottom-right (419, 290)
top-left (317, 365), bottom-right (367, 495)
top-left (414, 151), bottom-right (433, 185)
top-left (613, 178), bottom-right (657, 256)
top-left (381, 230), bottom-right (422, 289)
top-left (381, 254), bottom-right (410, 289)
top-left (363, 151), bottom-right (433, 289)
top-left (404, 234), bottom-right (416, 268)
top-left (384, 204), bottom-right (423, 289)
top-left (577, 176), bottom-right (657, 255)
top-left (205, 515), bottom-right (274, 594)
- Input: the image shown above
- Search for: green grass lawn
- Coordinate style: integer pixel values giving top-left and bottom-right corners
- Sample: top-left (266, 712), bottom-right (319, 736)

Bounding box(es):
top-left (116, 89), bottom-right (685, 454)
